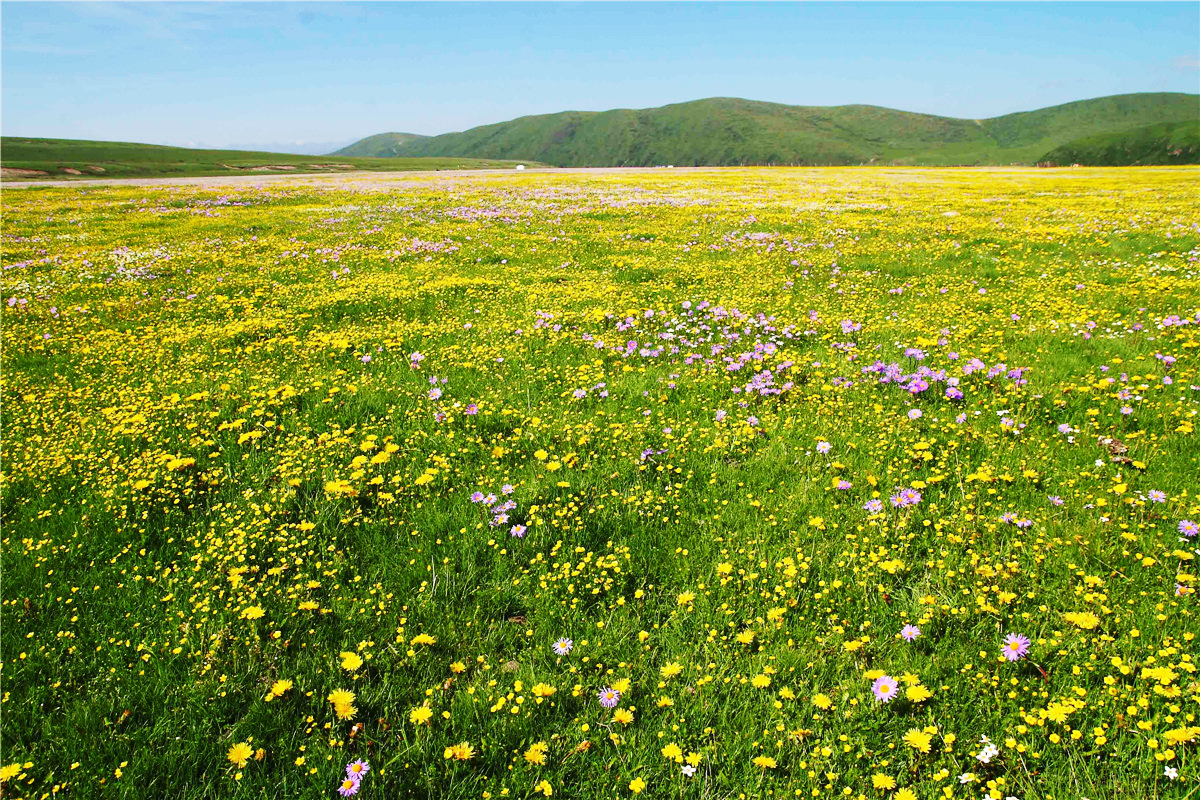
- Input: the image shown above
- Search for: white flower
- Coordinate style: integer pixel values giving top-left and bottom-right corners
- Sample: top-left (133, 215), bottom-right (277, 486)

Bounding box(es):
top-left (681, 765), bottom-right (696, 777)
top-left (1164, 766), bottom-right (1178, 780)
top-left (1095, 459), bottom-right (1105, 468)
top-left (958, 773), bottom-right (975, 784)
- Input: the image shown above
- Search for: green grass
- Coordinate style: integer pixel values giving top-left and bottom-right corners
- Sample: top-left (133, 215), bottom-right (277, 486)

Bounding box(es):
top-left (1, 168), bottom-right (1198, 799)
top-left (337, 93), bottom-right (1200, 166)
top-left (0, 137), bottom-right (543, 181)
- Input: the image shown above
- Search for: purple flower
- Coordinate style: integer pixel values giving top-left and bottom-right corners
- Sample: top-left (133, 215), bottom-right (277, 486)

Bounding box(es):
top-left (464, 403), bottom-right (478, 415)
top-left (470, 492), bottom-right (485, 503)
top-left (816, 441), bottom-right (832, 455)
top-left (510, 525), bottom-right (527, 538)
top-left (338, 776), bottom-right (362, 797)
top-left (1000, 512), bottom-right (1017, 524)
top-left (871, 675), bottom-right (899, 703)
top-left (346, 760), bottom-right (370, 779)
top-left (907, 409), bottom-right (923, 421)
top-left (863, 498), bottom-right (884, 514)
top-left (1147, 490), bottom-right (1166, 503)
top-left (598, 687), bottom-right (621, 708)
top-left (428, 387), bottom-right (443, 401)
top-left (1048, 495), bottom-right (1063, 506)
top-left (746, 415), bottom-right (759, 426)
top-left (901, 625), bottom-right (921, 642)
top-left (502, 484), bottom-right (515, 495)
top-left (553, 637), bottom-right (573, 656)
top-left (835, 479), bottom-right (852, 491)
top-left (1180, 520), bottom-right (1198, 538)
top-left (1002, 633), bottom-right (1030, 662)
top-left (715, 409), bottom-right (727, 422)
top-left (890, 488), bottom-right (923, 508)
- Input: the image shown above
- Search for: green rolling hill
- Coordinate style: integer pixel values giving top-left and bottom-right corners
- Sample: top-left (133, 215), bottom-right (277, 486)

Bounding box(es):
top-left (336, 93), bottom-right (1200, 166)
top-left (1040, 120), bottom-right (1200, 166)
top-left (0, 137), bottom-right (539, 181)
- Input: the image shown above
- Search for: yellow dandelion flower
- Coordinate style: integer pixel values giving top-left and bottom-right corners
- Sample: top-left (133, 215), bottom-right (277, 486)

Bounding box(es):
top-left (752, 755), bottom-right (777, 769)
top-left (339, 651), bottom-right (364, 671)
top-left (676, 591), bottom-right (696, 606)
top-left (227, 742), bottom-right (254, 768)
top-left (871, 774), bottom-right (897, 790)
top-left (524, 741), bottom-right (548, 765)
top-left (410, 633), bottom-right (436, 646)
top-left (614, 708), bottom-right (635, 724)
top-left (409, 706), bottom-right (433, 726)
top-left (660, 662), bottom-right (683, 679)
top-left (239, 606), bottom-right (265, 621)
top-left (812, 693), bottom-right (832, 710)
top-left (902, 729), bottom-right (933, 754)
top-left (661, 743), bottom-right (683, 762)
top-left (906, 685), bottom-right (933, 703)
top-left (751, 674), bottom-right (772, 689)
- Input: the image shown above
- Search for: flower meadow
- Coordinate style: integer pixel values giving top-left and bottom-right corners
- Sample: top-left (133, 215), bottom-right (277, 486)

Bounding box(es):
top-left (2, 167), bottom-right (1198, 799)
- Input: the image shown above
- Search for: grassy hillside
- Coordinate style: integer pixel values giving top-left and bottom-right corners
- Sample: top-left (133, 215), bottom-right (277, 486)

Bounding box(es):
top-left (0, 137), bottom-right (539, 181)
top-left (333, 132), bottom-right (430, 157)
top-left (343, 93), bottom-right (1199, 167)
top-left (1039, 119), bottom-right (1200, 166)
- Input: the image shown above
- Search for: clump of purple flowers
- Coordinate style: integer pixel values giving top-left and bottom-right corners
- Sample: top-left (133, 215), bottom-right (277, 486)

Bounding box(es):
top-left (891, 488), bottom-right (923, 508)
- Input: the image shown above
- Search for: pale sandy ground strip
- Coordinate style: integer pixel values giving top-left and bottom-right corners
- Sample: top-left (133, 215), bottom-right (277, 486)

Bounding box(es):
top-left (0, 167), bottom-right (712, 190)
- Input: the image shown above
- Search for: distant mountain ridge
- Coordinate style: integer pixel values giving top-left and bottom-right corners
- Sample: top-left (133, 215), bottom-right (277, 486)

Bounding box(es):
top-left (335, 93), bottom-right (1200, 166)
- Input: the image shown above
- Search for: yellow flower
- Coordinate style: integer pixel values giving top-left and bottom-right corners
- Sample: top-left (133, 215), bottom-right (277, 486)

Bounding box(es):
top-left (1064, 611), bottom-right (1100, 630)
top-left (660, 662), bottom-right (683, 679)
top-left (902, 729), bottom-right (933, 754)
top-left (752, 755), bottom-right (777, 769)
top-left (751, 674), bottom-right (771, 689)
top-left (661, 743), bottom-right (683, 762)
top-left (676, 591), bottom-right (696, 606)
top-left (410, 633), bottom-right (436, 645)
top-left (812, 693), bottom-right (832, 710)
top-left (409, 706), bottom-right (434, 726)
top-left (339, 651), bottom-right (364, 671)
top-left (298, 600), bottom-right (319, 611)
top-left (227, 742), bottom-right (254, 768)
top-left (266, 679), bottom-right (293, 699)
top-left (0, 764), bottom-right (21, 782)
top-left (778, 686), bottom-right (796, 700)
top-left (871, 774), bottom-right (897, 790)
top-left (444, 742), bottom-right (474, 761)
top-left (611, 678), bottom-right (631, 694)
top-left (895, 790), bottom-right (918, 800)
top-left (735, 631), bottom-right (755, 645)
top-left (534, 779), bottom-right (553, 797)
top-left (524, 741), bottom-right (548, 765)
top-left (531, 682), bottom-right (557, 697)
top-left (614, 708), bottom-right (635, 724)
top-left (450, 661), bottom-right (467, 674)
top-left (239, 606), bottom-right (265, 620)
top-left (905, 684), bottom-right (933, 703)
top-left (629, 777), bottom-right (646, 794)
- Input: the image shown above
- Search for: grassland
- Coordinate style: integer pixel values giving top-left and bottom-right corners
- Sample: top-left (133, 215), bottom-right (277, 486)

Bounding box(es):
top-left (0, 137), bottom-right (541, 181)
top-left (336, 93), bottom-right (1200, 166)
top-left (2, 167), bottom-right (1198, 800)
top-left (1041, 120), bottom-right (1200, 166)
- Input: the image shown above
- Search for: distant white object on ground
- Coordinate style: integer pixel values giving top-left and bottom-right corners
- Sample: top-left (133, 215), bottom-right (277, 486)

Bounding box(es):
top-left (516, 164), bottom-right (525, 170)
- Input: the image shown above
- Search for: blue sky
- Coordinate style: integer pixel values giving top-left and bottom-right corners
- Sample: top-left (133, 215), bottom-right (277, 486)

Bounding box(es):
top-left (3, 2), bottom-right (1197, 153)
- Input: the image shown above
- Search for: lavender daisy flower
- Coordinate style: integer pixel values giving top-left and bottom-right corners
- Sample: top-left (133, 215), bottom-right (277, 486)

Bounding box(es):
top-left (1048, 495), bottom-right (1063, 506)
top-left (836, 479), bottom-right (852, 490)
top-left (901, 625), bottom-right (921, 642)
top-left (346, 760), bottom-right (370, 779)
top-left (428, 387), bottom-right (443, 401)
top-left (598, 687), bottom-right (621, 708)
top-left (1147, 490), bottom-right (1166, 503)
top-left (1002, 633), bottom-right (1030, 662)
top-left (863, 498), bottom-right (884, 514)
top-left (510, 525), bottom-right (527, 538)
top-left (871, 675), bottom-right (899, 703)
top-left (816, 440), bottom-right (832, 455)
top-left (470, 492), bottom-right (485, 503)
top-left (552, 637), bottom-right (573, 656)
top-left (338, 776), bottom-right (362, 797)
top-left (501, 484), bottom-right (515, 495)
top-left (1179, 520), bottom-right (1198, 537)
top-left (907, 408), bottom-right (923, 420)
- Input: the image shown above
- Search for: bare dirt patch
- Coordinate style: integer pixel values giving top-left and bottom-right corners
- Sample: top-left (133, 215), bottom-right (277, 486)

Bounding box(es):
top-left (87, 166), bottom-right (107, 173)
top-left (2, 167), bottom-right (50, 178)
top-left (62, 168), bottom-right (83, 175)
